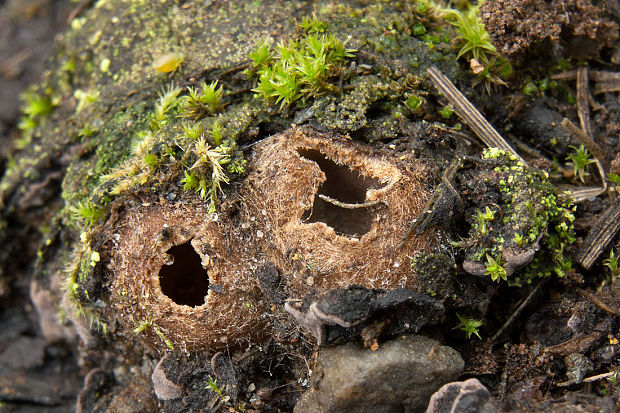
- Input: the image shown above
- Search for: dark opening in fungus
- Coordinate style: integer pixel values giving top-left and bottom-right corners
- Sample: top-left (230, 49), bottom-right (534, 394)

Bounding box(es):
top-left (298, 149), bottom-right (383, 236)
top-left (158, 242), bottom-right (209, 307)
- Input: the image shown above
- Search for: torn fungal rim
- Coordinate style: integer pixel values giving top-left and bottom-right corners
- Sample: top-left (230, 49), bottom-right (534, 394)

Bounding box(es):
top-left (154, 238), bottom-right (212, 308)
top-left (242, 126), bottom-right (437, 292)
top-left (296, 146), bottom-right (401, 238)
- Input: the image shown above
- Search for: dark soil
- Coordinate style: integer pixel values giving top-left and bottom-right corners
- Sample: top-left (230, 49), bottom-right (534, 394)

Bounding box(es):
top-left (0, 1), bottom-right (83, 412)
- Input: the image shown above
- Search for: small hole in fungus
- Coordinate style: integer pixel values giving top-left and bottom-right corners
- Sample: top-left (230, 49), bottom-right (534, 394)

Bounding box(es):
top-left (298, 149), bottom-right (384, 237)
top-left (158, 242), bottom-right (209, 307)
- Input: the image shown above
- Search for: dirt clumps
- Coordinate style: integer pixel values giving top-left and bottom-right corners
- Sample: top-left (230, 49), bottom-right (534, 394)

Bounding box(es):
top-left (481, 0), bottom-right (619, 63)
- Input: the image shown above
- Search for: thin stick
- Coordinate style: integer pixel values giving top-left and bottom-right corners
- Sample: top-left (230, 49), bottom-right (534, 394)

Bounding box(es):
top-left (551, 70), bottom-right (578, 81)
top-left (552, 70), bottom-right (620, 82)
top-left (569, 184), bottom-right (607, 203)
top-left (556, 371), bottom-right (617, 387)
top-left (426, 67), bottom-right (526, 165)
top-left (593, 81), bottom-right (620, 94)
top-left (589, 71), bottom-right (620, 82)
top-left (67, 0), bottom-right (95, 25)
top-left (576, 67), bottom-right (594, 143)
top-left (491, 278), bottom-right (547, 343)
top-left (317, 194), bottom-right (386, 209)
top-left (0, 50), bottom-right (32, 78)
top-left (577, 288), bottom-right (620, 317)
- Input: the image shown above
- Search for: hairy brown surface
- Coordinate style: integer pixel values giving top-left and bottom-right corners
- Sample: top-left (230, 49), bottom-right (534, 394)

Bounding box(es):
top-left (242, 126), bottom-right (437, 297)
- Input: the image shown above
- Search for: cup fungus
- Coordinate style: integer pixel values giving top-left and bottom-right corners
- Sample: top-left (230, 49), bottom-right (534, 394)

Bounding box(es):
top-left (105, 200), bottom-right (268, 352)
top-left (104, 126), bottom-right (437, 352)
top-left (242, 126), bottom-right (437, 296)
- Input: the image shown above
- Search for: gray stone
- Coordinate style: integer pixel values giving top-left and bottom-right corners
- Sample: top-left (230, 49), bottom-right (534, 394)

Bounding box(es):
top-left (564, 352), bottom-right (593, 385)
top-left (294, 335), bottom-right (464, 413)
top-left (426, 378), bottom-right (497, 413)
top-left (0, 336), bottom-right (46, 371)
top-left (151, 356), bottom-right (182, 401)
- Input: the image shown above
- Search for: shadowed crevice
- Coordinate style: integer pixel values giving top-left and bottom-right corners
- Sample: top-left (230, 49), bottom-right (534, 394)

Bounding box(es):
top-left (158, 242), bottom-right (209, 307)
top-left (298, 149), bottom-right (383, 237)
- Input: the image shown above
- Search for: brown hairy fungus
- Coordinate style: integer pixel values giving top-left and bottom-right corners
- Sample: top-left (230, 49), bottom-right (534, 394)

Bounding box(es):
top-left (101, 126), bottom-right (437, 351)
top-left (242, 126), bottom-right (437, 296)
top-left (105, 199), bottom-right (268, 352)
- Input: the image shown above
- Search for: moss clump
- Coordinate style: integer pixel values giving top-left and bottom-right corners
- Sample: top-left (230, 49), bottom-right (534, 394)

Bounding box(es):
top-left (17, 87), bottom-right (59, 145)
top-left (411, 252), bottom-right (457, 299)
top-left (181, 81), bottom-right (225, 120)
top-left (460, 148), bottom-right (576, 286)
top-left (441, 4), bottom-right (512, 88)
top-left (248, 27), bottom-right (355, 108)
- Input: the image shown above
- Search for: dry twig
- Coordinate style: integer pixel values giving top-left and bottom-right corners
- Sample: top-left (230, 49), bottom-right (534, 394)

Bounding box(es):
top-left (491, 279), bottom-right (547, 344)
top-left (317, 194), bottom-right (386, 209)
top-left (576, 288), bottom-right (620, 316)
top-left (552, 69), bottom-right (620, 82)
top-left (67, 0), bottom-right (95, 25)
top-left (577, 205), bottom-right (620, 269)
top-left (552, 69), bottom-right (620, 94)
top-left (576, 68), bottom-right (594, 143)
top-left (426, 67), bottom-right (526, 165)
top-left (556, 371), bottom-right (618, 387)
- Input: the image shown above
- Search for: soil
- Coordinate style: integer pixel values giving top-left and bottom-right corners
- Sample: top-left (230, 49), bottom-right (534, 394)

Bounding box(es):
top-left (1, 0), bottom-right (620, 412)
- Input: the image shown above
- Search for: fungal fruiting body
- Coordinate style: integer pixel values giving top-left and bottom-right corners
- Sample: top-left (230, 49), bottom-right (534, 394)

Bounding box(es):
top-left (100, 127), bottom-right (436, 351)
top-left (241, 127), bottom-right (437, 296)
top-left (104, 200), bottom-right (267, 352)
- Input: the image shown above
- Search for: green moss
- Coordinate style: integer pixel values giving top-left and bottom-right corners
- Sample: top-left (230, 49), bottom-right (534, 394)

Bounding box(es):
top-left (411, 252), bottom-right (457, 300)
top-left (69, 201), bottom-right (105, 228)
top-left (441, 3), bottom-right (512, 88)
top-left (455, 313), bottom-right (483, 340)
top-left (463, 149), bottom-right (576, 285)
top-left (300, 15), bottom-right (328, 34)
top-left (484, 254), bottom-right (507, 282)
top-left (313, 75), bottom-right (392, 131)
top-left (566, 145), bottom-right (596, 183)
top-left (249, 30), bottom-right (355, 108)
top-left (404, 94), bottom-right (423, 111)
top-left (16, 87), bottom-right (60, 148)
top-left (440, 104), bottom-right (454, 119)
top-left (181, 81), bottom-right (225, 120)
